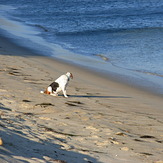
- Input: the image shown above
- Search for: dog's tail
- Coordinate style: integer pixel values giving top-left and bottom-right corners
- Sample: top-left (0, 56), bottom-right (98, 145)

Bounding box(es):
top-left (40, 89), bottom-right (51, 94)
top-left (40, 90), bottom-right (44, 94)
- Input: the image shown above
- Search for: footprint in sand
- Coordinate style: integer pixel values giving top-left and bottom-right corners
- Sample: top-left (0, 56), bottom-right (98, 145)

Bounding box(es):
top-left (65, 101), bottom-right (84, 107)
top-left (140, 135), bottom-right (162, 144)
top-left (22, 100), bottom-right (32, 102)
top-left (35, 103), bottom-right (55, 108)
top-left (140, 135), bottom-right (155, 139)
top-left (139, 152), bottom-right (153, 156)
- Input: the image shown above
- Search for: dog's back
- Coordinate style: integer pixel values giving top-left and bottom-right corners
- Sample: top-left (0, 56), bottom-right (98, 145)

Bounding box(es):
top-left (55, 74), bottom-right (69, 88)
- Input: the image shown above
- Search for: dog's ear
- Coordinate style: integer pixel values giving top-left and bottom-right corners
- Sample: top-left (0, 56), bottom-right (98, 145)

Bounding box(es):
top-left (70, 73), bottom-right (73, 79)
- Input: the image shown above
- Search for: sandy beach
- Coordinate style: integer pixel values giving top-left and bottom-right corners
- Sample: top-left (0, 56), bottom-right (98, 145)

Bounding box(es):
top-left (0, 36), bottom-right (163, 163)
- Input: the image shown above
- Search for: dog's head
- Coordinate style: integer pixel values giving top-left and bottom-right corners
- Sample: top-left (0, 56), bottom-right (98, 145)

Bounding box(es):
top-left (66, 72), bottom-right (73, 79)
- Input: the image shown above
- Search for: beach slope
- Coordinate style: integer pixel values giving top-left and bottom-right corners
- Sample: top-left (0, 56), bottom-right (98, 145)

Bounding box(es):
top-left (0, 36), bottom-right (163, 163)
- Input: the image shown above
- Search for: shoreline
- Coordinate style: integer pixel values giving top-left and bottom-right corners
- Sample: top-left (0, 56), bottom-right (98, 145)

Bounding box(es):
top-left (0, 35), bottom-right (163, 163)
top-left (1, 32), bottom-right (163, 98)
top-left (0, 2), bottom-right (163, 96)
top-left (0, 13), bottom-right (163, 96)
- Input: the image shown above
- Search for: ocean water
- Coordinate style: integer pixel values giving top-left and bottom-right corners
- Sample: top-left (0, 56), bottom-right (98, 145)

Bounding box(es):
top-left (0, 0), bottom-right (163, 94)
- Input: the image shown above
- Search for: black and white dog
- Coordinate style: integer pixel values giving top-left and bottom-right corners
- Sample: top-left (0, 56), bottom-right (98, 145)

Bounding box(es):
top-left (41, 72), bottom-right (73, 98)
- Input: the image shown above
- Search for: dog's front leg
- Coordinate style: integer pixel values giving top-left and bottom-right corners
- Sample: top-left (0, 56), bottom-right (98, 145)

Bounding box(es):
top-left (50, 92), bottom-right (58, 96)
top-left (62, 89), bottom-right (68, 98)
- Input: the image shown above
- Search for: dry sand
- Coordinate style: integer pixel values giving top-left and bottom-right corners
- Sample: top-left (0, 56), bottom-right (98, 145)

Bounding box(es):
top-left (0, 36), bottom-right (163, 163)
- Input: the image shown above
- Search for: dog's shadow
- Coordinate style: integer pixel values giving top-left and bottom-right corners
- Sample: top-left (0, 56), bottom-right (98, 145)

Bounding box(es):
top-left (68, 95), bottom-right (131, 98)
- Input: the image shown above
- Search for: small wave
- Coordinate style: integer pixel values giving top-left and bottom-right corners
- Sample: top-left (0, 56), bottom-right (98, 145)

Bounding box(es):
top-left (135, 70), bottom-right (163, 78)
top-left (56, 28), bottom-right (126, 36)
top-left (0, 5), bottom-right (17, 12)
top-left (94, 54), bottom-right (109, 62)
top-left (33, 24), bottom-right (48, 32)
top-left (55, 26), bottom-right (163, 36)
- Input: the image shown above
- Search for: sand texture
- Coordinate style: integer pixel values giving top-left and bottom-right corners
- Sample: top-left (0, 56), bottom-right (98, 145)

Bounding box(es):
top-left (0, 36), bottom-right (163, 163)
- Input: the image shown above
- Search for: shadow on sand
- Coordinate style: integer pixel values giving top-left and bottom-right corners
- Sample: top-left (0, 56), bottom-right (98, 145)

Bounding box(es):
top-left (69, 95), bottom-right (131, 99)
top-left (0, 106), bottom-right (102, 163)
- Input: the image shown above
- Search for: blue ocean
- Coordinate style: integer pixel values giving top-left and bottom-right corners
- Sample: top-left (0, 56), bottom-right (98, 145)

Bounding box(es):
top-left (0, 0), bottom-right (163, 94)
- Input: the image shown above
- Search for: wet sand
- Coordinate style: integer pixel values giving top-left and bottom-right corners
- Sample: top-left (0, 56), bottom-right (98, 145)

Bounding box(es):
top-left (0, 36), bottom-right (163, 163)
